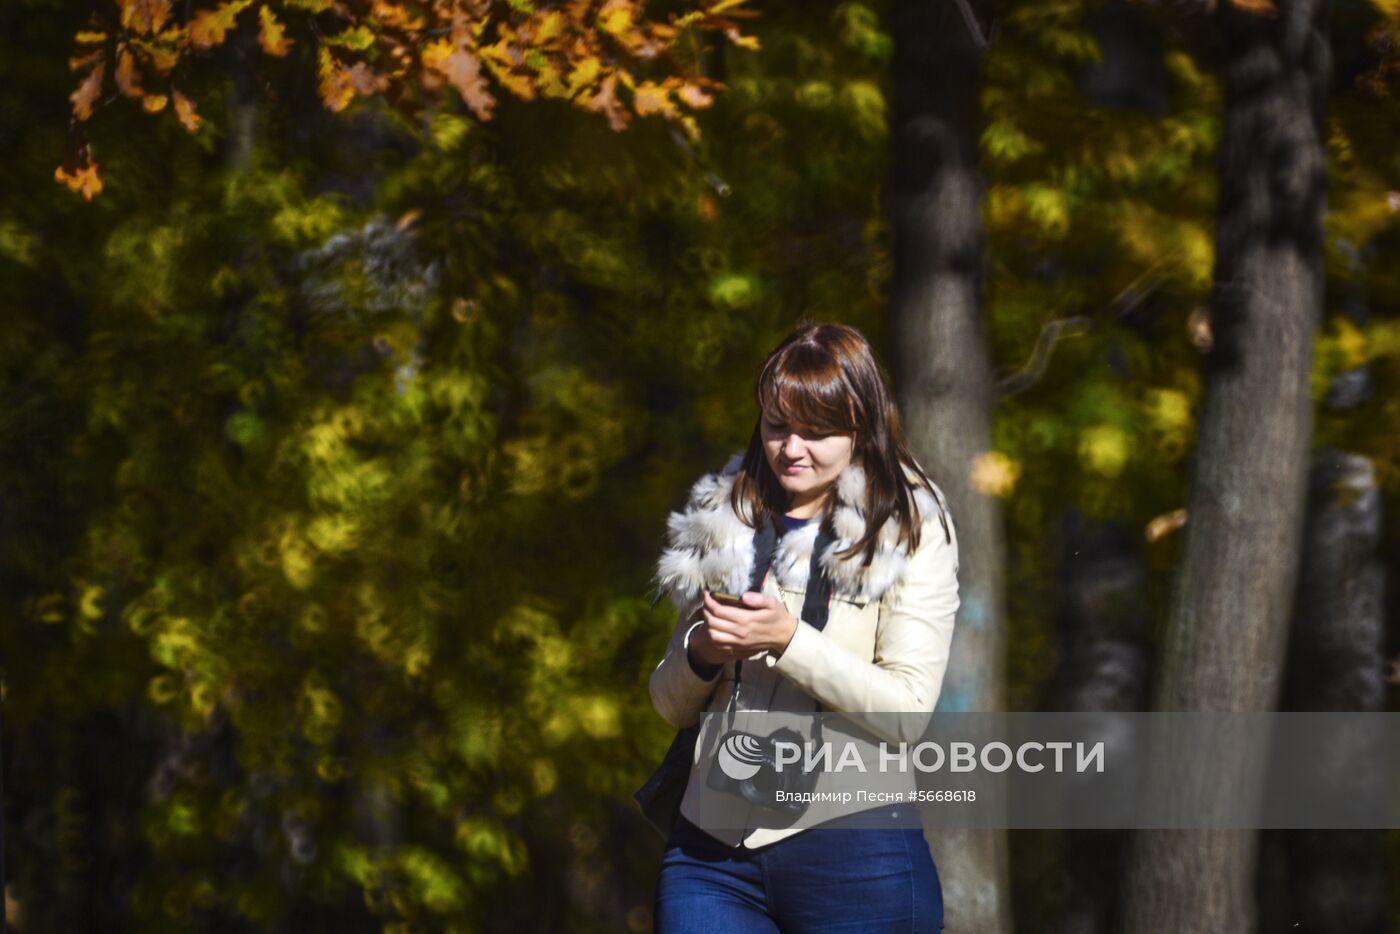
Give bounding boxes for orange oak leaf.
[70,58,105,120]
[370,0,418,30]
[54,160,104,200]
[258,7,293,56]
[142,93,169,113]
[131,36,181,75]
[115,48,145,98]
[317,49,356,112]
[119,0,173,36]
[172,88,201,132]
[579,72,628,130]
[633,81,674,117]
[677,82,713,109]
[422,39,496,119]
[69,49,103,72]
[189,0,254,50]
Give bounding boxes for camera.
[705,726,820,816]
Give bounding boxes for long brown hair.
[728,321,951,564]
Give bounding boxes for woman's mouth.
[781,463,807,475]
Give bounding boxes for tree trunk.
[1122,2,1331,932]
[887,0,1011,930]
[1258,450,1389,933]
[1051,513,1150,934]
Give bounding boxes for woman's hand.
[697,590,800,661]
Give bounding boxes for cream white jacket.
[647,452,961,847]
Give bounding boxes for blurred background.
[2,0,1399,930]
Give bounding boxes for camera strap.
[726,514,838,739]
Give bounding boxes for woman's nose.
[783,434,805,458]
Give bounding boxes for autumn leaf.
[632,80,674,117]
[131,36,181,75]
[70,58,105,120]
[1145,509,1188,543]
[189,0,254,50]
[318,48,357,112]
[422,39,496,120]
[597,0,636,36]
[325,26,376,51]
[565,56,601,94]
[115,48,145,98]
[259,7,293,57]
[370,0,418,30]
[54,160,104,200]
[676,82,713,109]
[59,0,755,195]
[119,0,173,36]
[172,88,201,132]
[579,72,627,130]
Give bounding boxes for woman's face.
[759,407,855,517]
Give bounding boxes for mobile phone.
[709,591,749,608]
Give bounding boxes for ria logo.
[716,731,768,780]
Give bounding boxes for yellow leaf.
[535,10,565,42]
[325,25,375,51]
[132,37,181,74]
[633,80,674,117]
[188,0,254,50]
[259,6,293,56]
[142,93,168,112]
[565,56,601,94]
[119,0,173,35]
[597,0,635,35]
[317,48,356,112]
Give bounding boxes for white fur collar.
[653,451,945,614]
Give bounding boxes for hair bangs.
[757,346,857,435]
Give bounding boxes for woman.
[647,322,960,933]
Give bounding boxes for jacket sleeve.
[767,511,959,743]
[648,601,724,728]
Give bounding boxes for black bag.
[634,721,700,840]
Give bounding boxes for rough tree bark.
[1050,513,1150,934]
[1257,451,1389,933]
[1122,2,1332,932]
[887,0,1011,930]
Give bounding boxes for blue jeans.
[654,810,944,932]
